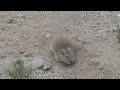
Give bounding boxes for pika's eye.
[66,56,68,59]
[61,50,64,55]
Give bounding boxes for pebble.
[84,29,88,32]
[45,34,52,39]
[117,45,120,50]
[66,29,70,31]
[25,53,33,57]
[77,36,82,41]
[17,14,23,17]
[117,14,120,17]
[31,58,45,70]
[17,14,26,19]
[0,27,5,30]
[95,34,101,37]
[0,54,6,58]
[6,19,17,24]
[19,51,24,54]
[113,27,117,30]
[43,63,51,71]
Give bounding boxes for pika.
[50,35,76,65]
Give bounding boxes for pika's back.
[50,35,76,65]
[50,35,74,52]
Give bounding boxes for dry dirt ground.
[0,11,120,79]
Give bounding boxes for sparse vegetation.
[111,63,120,78]
[103,59,120,78]
[116,23,120,43]
[113,23,120,43]
[5,60,32,79]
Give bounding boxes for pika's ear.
[61,49,64,51]
[60,49,64,54]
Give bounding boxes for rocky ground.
[0,11,120,79]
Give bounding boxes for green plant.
[5,60,32,79]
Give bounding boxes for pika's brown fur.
[50,35,76,65]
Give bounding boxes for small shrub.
[5,60,32,79]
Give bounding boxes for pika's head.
[59,48,75,65]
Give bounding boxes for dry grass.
[103,59,120,78]
[5,60,32,79]
[113,23,120,43]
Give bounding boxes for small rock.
[17,14,23,17]
[84,29,88,32]
[77,36,81,41]
[6,19,17,24]
[31,58,45,70]
[19,51,24,54]
[113,27,117,30]
[17,14,26,19]
[117,14,120,17]
[43,63,51,71]
[0,27,5,30]
[45,34,52,39]
[25,53,33,57]
[92,25,97,28]
[95,34,101,37]
[117,45,120,50]
[0,54,6,58]
[66,29,70,31]
[76,22,80,25]
[99,67,104,70]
